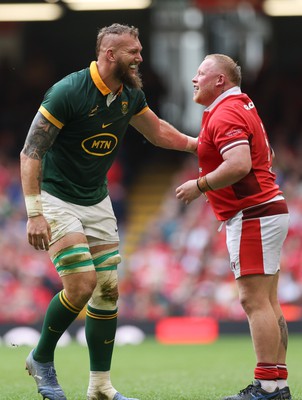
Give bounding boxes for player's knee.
[89,277,119,310]
[102,279,119,302]
[100,280,119,307]
[64,271,97,307]
[89,248,121,310]
[239,296,249,313]
[77,273,97,301]
[239,294,257,316]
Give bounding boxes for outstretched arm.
[130,108,198,153]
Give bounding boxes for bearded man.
[20,23,197,400]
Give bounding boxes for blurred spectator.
[107,159,127,228]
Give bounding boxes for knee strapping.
[88,270,119,310]
[89,247,121,310]
[51,243,94,277]
[92,246,122,272]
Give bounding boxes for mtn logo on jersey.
[81,133,118,156]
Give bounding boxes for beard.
[114,59,143,89]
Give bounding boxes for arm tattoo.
[22,112,60,160]
[278,315,288,350]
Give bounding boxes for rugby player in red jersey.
[176,54,291,400]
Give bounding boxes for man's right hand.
[27,215,52,251]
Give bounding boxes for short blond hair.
[205,54,242,86]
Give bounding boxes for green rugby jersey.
[39,61,148,206]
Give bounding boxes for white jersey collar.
[205,86,242,111]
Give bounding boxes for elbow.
[20,149,29,164]
[20,149,25,161]
[20,150,34,167]
[242,165,252,178]
[236,161,252,180]
[144,133,163,148]
[150,137,161,148]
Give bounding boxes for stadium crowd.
[1,54,302,324]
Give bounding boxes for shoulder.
[48,67,90,96]
[41,67,91,123]
[121,86,148,115]
[222,93,255,112]
[212,94,253,122]
[207,96,251,142]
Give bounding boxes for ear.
[217,74,225,87]
[106,48,115,62]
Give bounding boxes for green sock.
[85,305,118,371]
[34,290,81,362]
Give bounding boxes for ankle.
[277,379,288,389]
[258,379,278,392]
[88,371,116,398]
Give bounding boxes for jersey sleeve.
[133,89,149,116]
[39,77,77,128]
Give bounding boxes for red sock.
[254,363,279,380]
[277,364,288,380]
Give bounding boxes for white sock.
[88,371,117,399]
[277,379,288,389]
[259,379,278,392]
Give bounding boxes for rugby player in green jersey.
[20,23,197,400]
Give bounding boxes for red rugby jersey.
[197,87,282,221]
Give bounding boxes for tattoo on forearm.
[278,315,288,350]
[22,113,59,160]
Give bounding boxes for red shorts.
[226,198,289,279]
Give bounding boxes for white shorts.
[226,198,289,279]
[41,190,119,246]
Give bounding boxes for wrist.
[24,194,43,218]
[186,136,197,153]
[196,176,213,193]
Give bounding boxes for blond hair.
[205,54,242,86]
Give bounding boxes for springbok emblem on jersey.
[121,101,128,115]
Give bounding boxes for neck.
[96,60,121,94]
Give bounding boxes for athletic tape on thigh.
[51,243,95,276]
[92,246,121,271]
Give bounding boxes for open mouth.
[130,63,138,71]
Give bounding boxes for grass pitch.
[1,334,301,399]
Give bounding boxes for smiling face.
[112,34,143,89]
[192,58,225,107]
